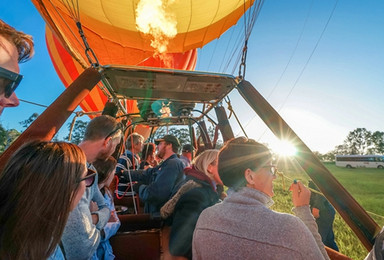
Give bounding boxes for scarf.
[160,167,215,219]
[184,166,216,191]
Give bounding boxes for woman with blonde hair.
[0,141,94,259]
[161,149,222,260]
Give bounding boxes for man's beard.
[97,145,114,160]
[157,146,166,159]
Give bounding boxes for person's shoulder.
[118,150,132,158]
[272,210,313,232]
[180,186,207,201]
[273,208,299,220]
[126,151,134,159]
[167,154,184,165]
[194,202,223,228]
[168,153,180,160]
[199,200,222,216]
[184,186,218,207]
[117,154,128,163]
[179,155,189,162]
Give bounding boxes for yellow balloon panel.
[79,0,247,32]
[32,0,254,54]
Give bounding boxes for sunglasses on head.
[0,67,23,98]
[79,168,97,187]
[105,123,123,140]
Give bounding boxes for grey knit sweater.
[365,227,384,260]
[61,172,110,260]
[192,187,330,260]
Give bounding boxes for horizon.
[0,0,383,154]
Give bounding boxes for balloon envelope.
[33,0,254,68]
[46,26,197,114]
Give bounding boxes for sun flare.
[271,140,297,157]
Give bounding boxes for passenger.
[365,229,384,259]
[161,149,222,260]
[127,135,184,214]
[91,156,121,260]
[180,144,195,168]
[0,19,34,115]
[116,133,144,195]
[116,132,144,171]
[309,180,339,251]
[0,141,91,259]
[140,142,157,169]
[192,137,330,260]
[62,115,122,260]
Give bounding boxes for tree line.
[316,128,384,161]
[0,113,87,153]
[1,113,383,162]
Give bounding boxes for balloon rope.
[76,22,100,68]
[47,0,84,48]
[224,96,248,138]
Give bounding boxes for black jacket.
[169,169,219,259]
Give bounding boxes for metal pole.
[197,120,213,150]
[0,68,101,172]
[214,105,234,142]
[237,80,380,250]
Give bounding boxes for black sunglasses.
[79,168,97,187]
[105,123,123,140]
[0,67,23,98]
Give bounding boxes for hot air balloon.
[34,0,256,64]
[0,2,378,259]
[34,0,256,117]
[45,26,197,114]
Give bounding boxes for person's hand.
[89,201,99,212]
[151,160,158,167]
[144,165,152,170]
[312,207,320,218]
[109,210,118,222]
[289,180,311,207]
[91,213,99,225]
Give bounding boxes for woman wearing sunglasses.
[193,137,329,260]
[0,140,93,259]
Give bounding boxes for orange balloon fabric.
[45,26,197,114]
[33,0,254,68]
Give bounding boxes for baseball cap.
[155,135,181,148]
[182,144,195,152]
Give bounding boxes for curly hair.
[0,19,34,63]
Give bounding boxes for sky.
[1,0,383,153]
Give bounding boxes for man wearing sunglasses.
[62,115,123,259]
[0,20,34,116]
[125,134,185,215]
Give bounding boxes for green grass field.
[270,161,384,260]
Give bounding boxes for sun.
[270,140,297,157]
